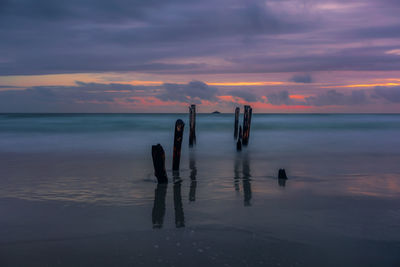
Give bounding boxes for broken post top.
[278,169,288,180]
[152,144,168,184]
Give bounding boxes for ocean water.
[0,113,399,266]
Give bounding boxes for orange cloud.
[322,82,400,88]
[289,94,306,100]
[207,81,285,86]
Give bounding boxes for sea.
[0,113,399,266]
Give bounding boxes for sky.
[1,0,400,113]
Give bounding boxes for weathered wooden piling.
[242,105,253,146]
[189,104,196,147]
[234,107,240,139]
[151,144,168,183]
[172,119,185,171]
[278,169,288,179]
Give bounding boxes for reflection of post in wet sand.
[189,151,197,202]
[242,154,252,206]
[151,172,185,229]
[152,183,167,229]
[233,154,240,192]
[173,172,185,228]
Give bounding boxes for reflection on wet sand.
[189,151,197,202]
[173,172,185,228]
[152,183,167,229]
[233,152,252,206]
[278,178,286,187]
[151,172,185,229]
[242,154,252,206]
[233,154,240,192]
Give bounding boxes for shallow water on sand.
[0,114,399,266]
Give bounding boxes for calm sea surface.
[0,113,399,266]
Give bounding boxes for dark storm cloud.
[0,81,150,112]
[0,80,222,111]
[372,86,400,103]
[157,81,219,104]
[305,90,368,106]
[265,90,369,106]
[289,74,313,83]
[1,0,400,76]
[0,0,310,75]
[228,90,258,102]
[266,91,296,105]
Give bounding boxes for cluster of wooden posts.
[234,105,252,151]
[151,104,287,183]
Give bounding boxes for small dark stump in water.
[278,169,288,179]
[152,144,168,183]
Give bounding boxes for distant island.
[211,111,221,114]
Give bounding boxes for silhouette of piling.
[234,107,240,139]
[189,104,196,147]
[152,144,168,183]
[278,169,288,179]
[172,119,185,171]
[242,105,252,146]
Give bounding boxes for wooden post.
[189,104,196,147]
[234,107,239,139]
[242,105,253,146]
[278,169,288,179]
[152,144,168,183]
[172,119,185,171]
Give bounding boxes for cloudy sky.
[1,0,400,112]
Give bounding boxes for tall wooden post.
[189,104,196,147]
[152,144,168,183]
[234,107,239,139]
[172,119,185,171]
[242,105,253,146]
